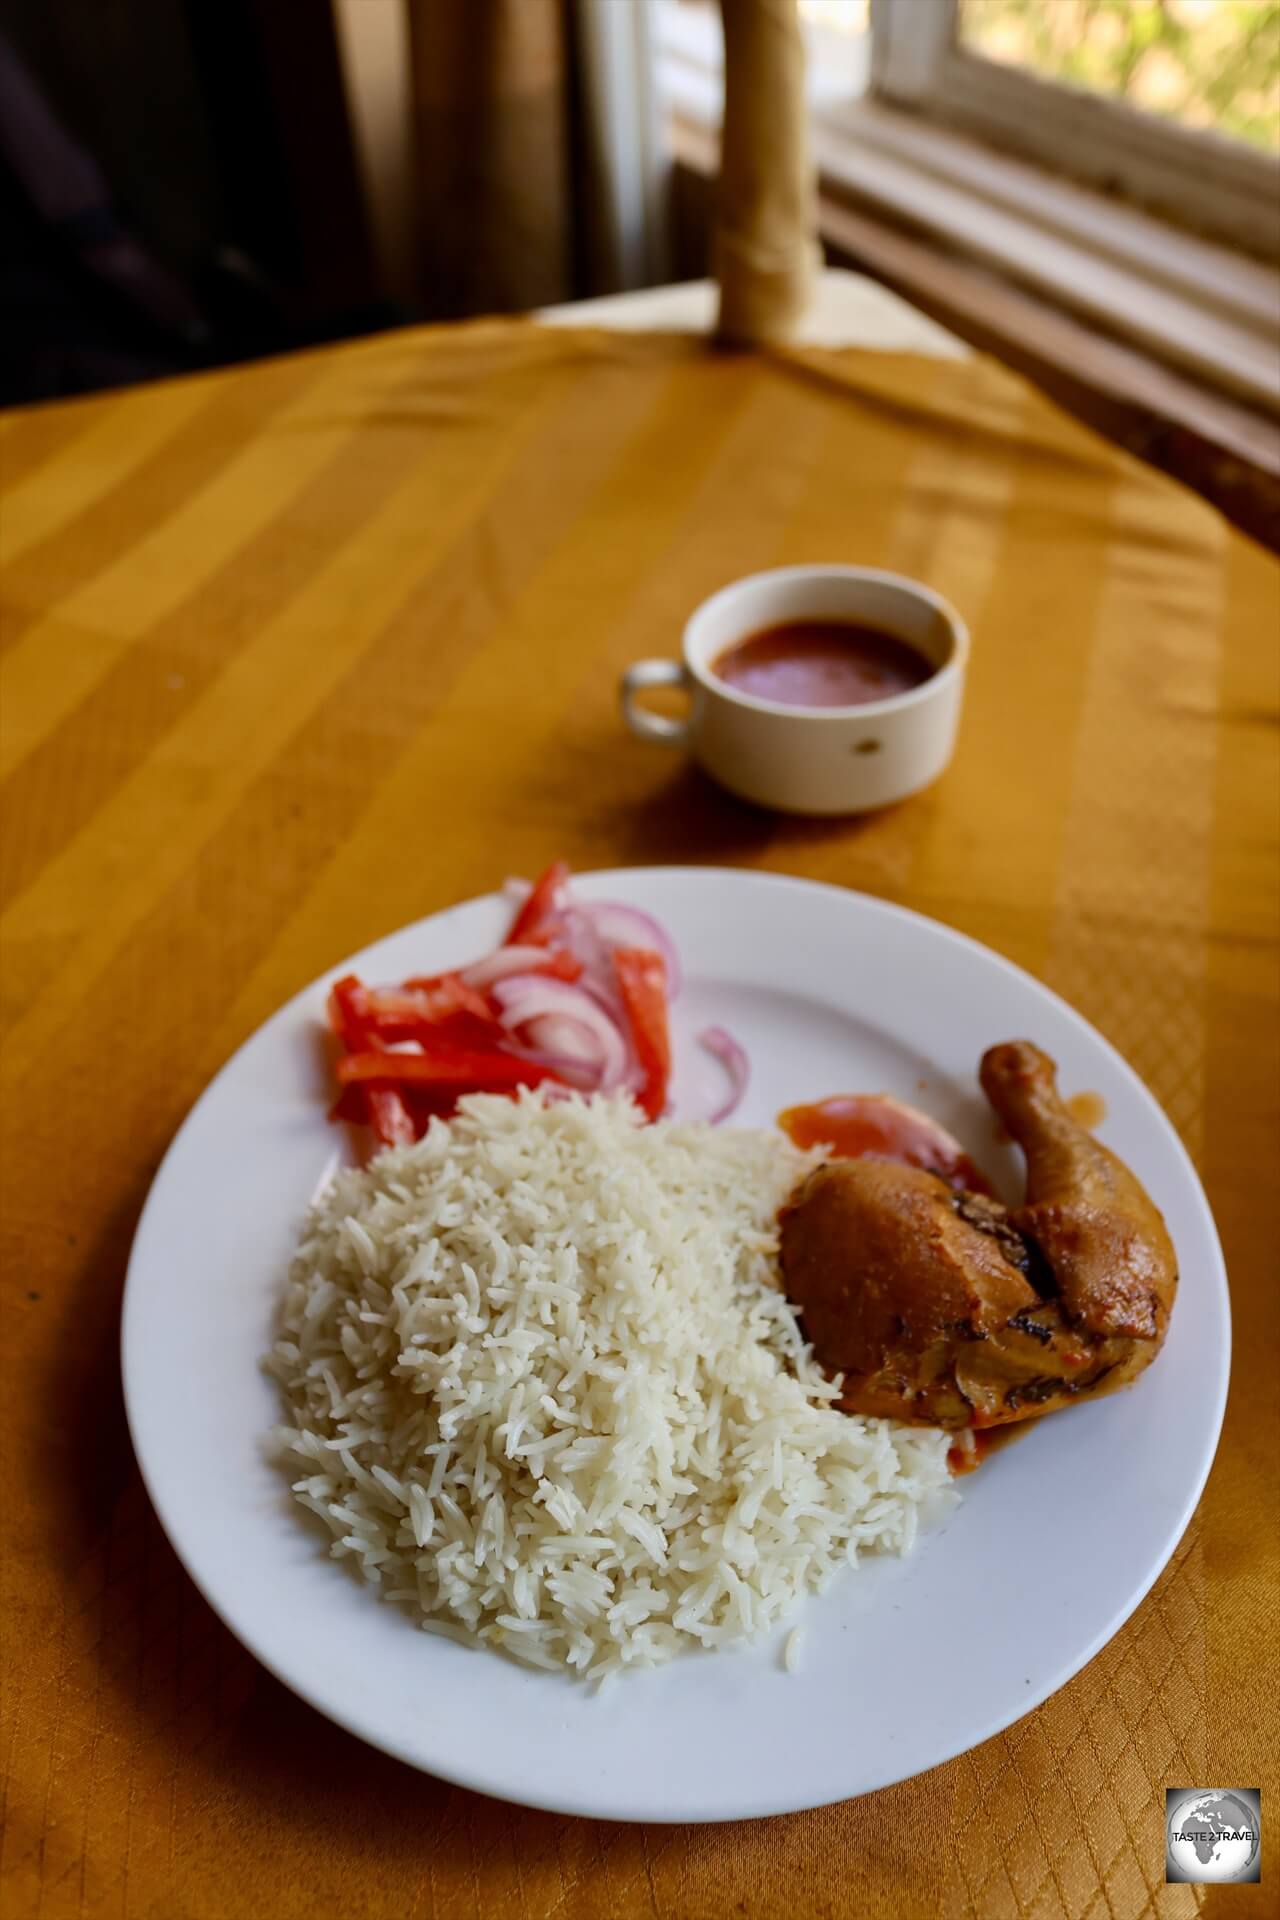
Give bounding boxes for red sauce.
[1067,1090,1107,1130]
[778,1093,994,1196]
[710,619,934,709]
[947,1426,1028,1475]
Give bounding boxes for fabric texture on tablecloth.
[1,320,1276,1920]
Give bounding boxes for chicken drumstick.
[778,1041,1177,1430]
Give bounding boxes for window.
[657,0,1278,254]
[871,0,1280,253]
[959,0,1279,153]
[653,0,1279,414]
[655,0,869,121]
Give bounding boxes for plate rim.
[121,867,1231,1821]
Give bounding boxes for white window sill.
[537,266,971,358]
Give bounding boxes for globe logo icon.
[1166,1790,1261,1883]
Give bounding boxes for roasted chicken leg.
[778,1041,1177,1430]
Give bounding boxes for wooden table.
[3,281,1276,1919]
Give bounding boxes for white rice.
[266,1089,952,1683]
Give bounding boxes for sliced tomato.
[328,1082,368,1125]
[327,974,369,1044]
[365,1088,416,1145]
[349,978,501,1047]
[612,947,671,1121]
[324,863,664,1153]
[466,945,583,985]
[395,974,495,1012]
[401,1087,471,1129]
[507,860,570,946]
[538,947,583,981]
[326,975,415,1145]
[328,1083,418,1142]
[336,1049,562,1091]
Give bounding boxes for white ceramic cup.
[620,565,969,815]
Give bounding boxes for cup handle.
[620,659,695,747]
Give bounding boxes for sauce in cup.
[710,620,934,709]
[618,564,969,814]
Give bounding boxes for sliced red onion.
[537,1081,580,1106]
[698,1025,749,1124]
[517,1017,606,1089]
[578,901,682,998]
[487,1040,605,1091]
[502,877,532,905]
[461,944,561,990]
[491,976,630,1091]
[523,1012,599,1062]
[550,907,624,1015]
[514,1047,598,1077]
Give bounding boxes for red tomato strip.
[612,947,671,1121]
[343,978,501,1048]
[337,1050,562,1090]
[507,860,570,945]
[324,866,686,1152]
[326,975,415,1146]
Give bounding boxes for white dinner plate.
[122,869,1228,1823]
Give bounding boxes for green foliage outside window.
[960,0,1280,152]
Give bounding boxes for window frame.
[653,0,869,115]
[869,0,1280,258]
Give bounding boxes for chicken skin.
[778,1041,1177,1431]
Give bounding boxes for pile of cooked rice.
[266,1089,951,1682]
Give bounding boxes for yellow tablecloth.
[2,322,1276,1919]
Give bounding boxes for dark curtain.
[408,0,575,318]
